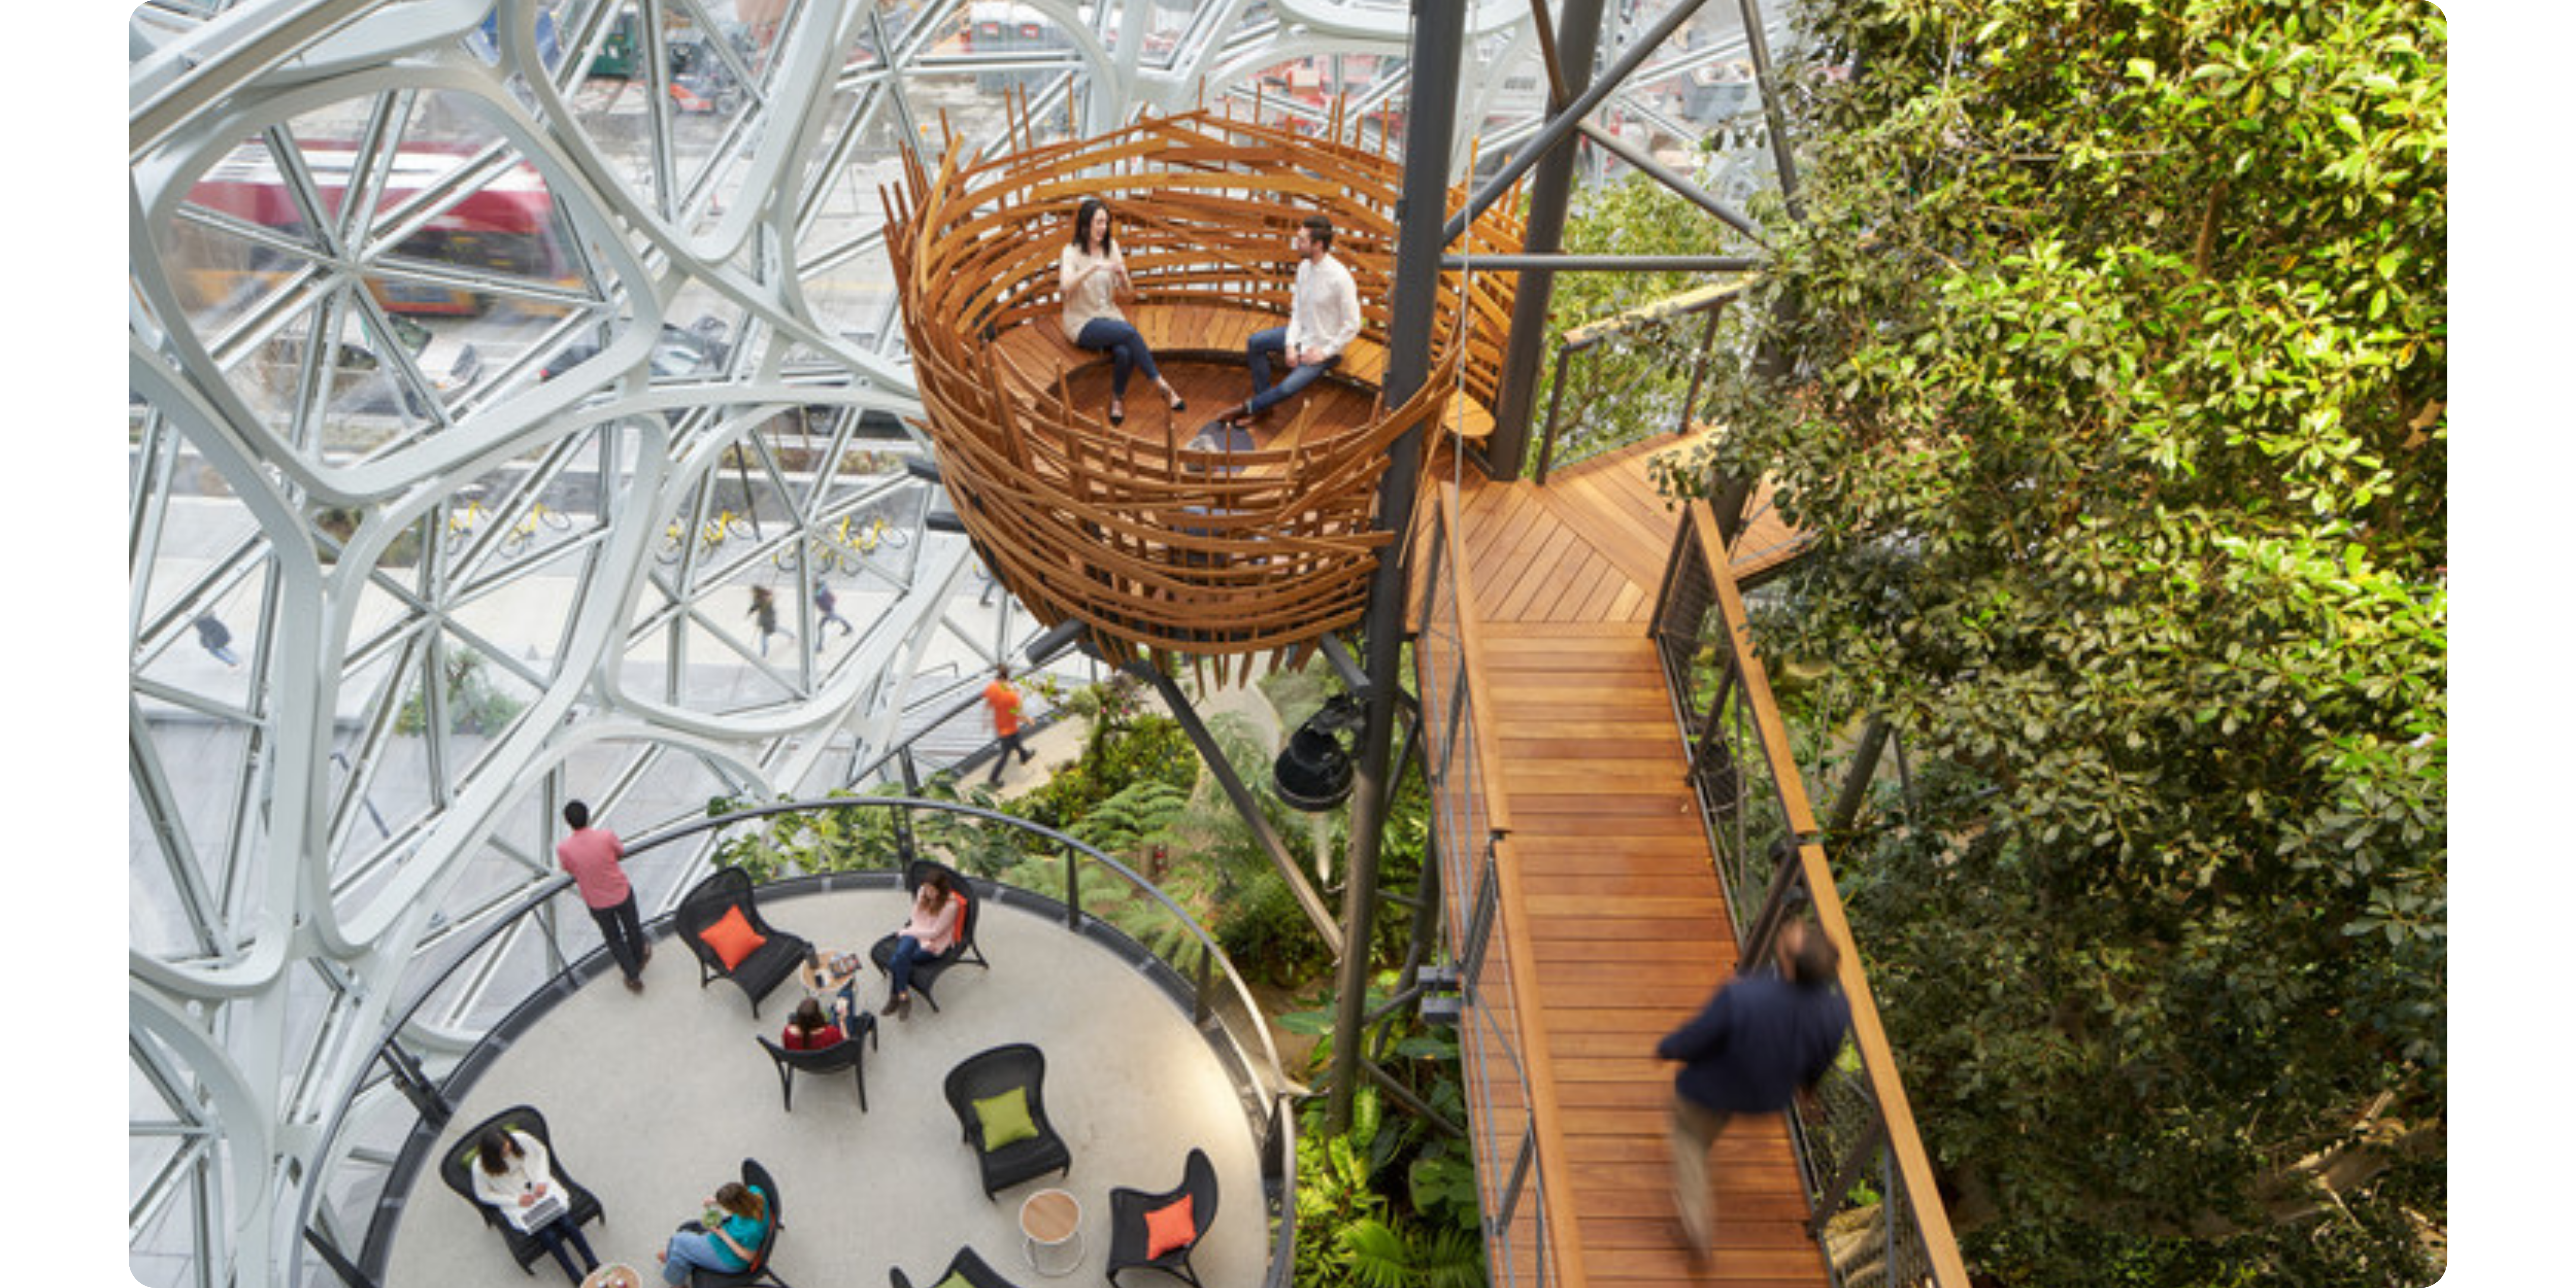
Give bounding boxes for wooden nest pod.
[884,105,1521,674]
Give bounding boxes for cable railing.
[1649,496,1972,1288]
[1531,280,1745,483]
[1413,483,1562,1286]
[293,795,1301,1288]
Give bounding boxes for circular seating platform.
[886,107,1523,668]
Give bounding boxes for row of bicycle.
[443,498,910,572]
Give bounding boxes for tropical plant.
[1283,969,1489,1287]
[393,646,524,734]
[1633,1,2446,1282]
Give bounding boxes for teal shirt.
[715,1187,767,1266]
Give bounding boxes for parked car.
[250,315,476,419]
[542,318,730,382]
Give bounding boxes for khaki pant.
[1668,1094,1735,1258]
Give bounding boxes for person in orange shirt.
[983,664,1035,786]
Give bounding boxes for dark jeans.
[1245,325,1338,414]
[531,1214,599,1284]
[986,730,1032,784]
[889,934,940,999]
[1076,318,1163,396]
[588,893,647,983]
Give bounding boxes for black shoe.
[1109,400,1125,426]
[624,976,644,994]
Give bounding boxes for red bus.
[179,142,573,317]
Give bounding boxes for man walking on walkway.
[1655,918,1850,1261]
[983,664,1036,787]
[558,799,651,993]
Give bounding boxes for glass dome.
[124,3,1789,1284]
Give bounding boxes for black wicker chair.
[941,1042,1071,1200]
[437,1104,607,1277]
[757,1011,879,1112]
[690,1157,789,1288]
[1106,1147,1218,1288]
[676,866,812,1018]
[869,860,988,1012]
[888,1245,1021,1288]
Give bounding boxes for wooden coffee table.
[1018,1187,1083,1277]
[580,1263,641,1288]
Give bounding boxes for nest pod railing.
[885,106,1520,674]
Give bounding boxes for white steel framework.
[124,2,1785,1285]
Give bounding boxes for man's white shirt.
[1287,252,1363,360]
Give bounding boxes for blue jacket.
[1656,970,1850,1114]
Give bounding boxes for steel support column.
[1481,0,1608,480]
[1327,0,1464,1136]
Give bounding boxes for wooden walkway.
[1441,432,1828,1287]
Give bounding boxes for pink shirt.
[556,827,630,909]
[903,893,963,956]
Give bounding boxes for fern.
[1339,1220,1414,1288]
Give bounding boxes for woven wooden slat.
[888,106,1522,667]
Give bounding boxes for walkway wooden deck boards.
[1444,433,1829,1287]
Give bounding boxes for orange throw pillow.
[1144,1194,1196,1259]
[702,906,767,971]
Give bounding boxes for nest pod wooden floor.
[885,106,1522,673]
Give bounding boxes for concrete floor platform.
[381,881,1280,1288]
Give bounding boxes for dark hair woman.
[659,1180,770,1285]
[471,1126,600,1284]
[882,869,963,1020]
[1061,197,1185,425]
[782,995,846,1050]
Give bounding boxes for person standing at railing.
[1655,918,1850,1263]
[558,799,651,994]
[1219,213,1361,429]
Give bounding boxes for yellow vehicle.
[499,502,574,558]
[658,509,755,565]
[773,514,908,573]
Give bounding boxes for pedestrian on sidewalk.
[813,580,854,649]
[748,585,788,657]
[195,612,240,667]
[1655,918,1850,1262]
[558,799,651,993]
[983,664,1036,787]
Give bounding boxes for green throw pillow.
[972,1087,1037,1151]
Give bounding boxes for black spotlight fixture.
[1274,692,1367,811]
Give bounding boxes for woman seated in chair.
[883,870,961,1020]
[470,1126,601,1284]
[780,996,845,1051]
[657,1180,769,1285]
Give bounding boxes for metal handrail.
[1414,483,1576,1286]
[1531,280,1746,483]
[1650,496,1972,1288]
[293,795,1297,1288]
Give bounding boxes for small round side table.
[1019,1187,1083,1278]
[580,1263,641,1288]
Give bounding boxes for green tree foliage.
[1651,0,2445,1281]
